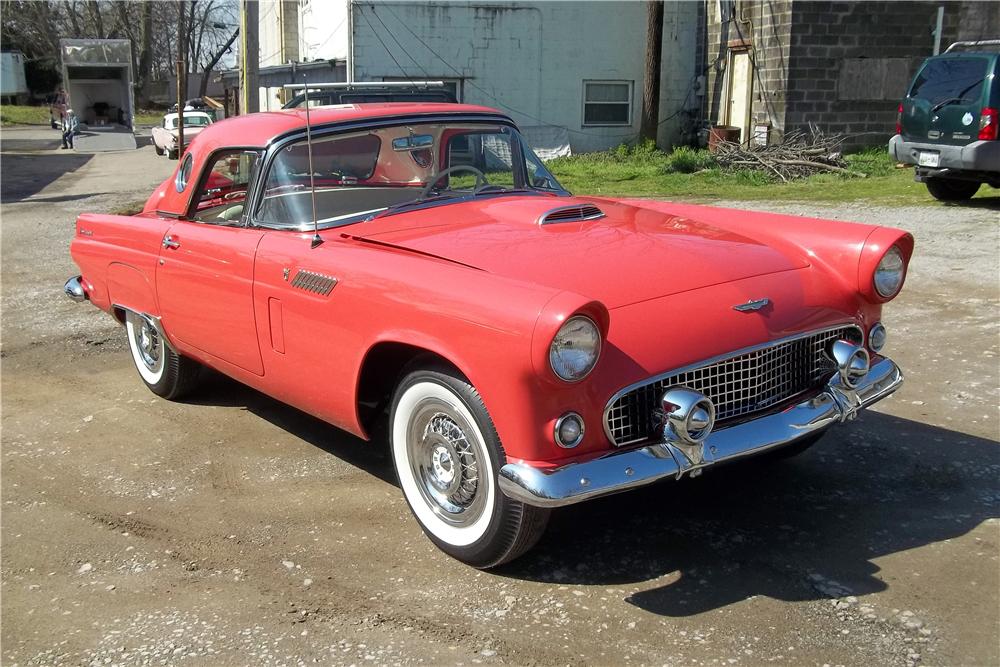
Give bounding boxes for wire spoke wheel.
[391,368,550,568]
[130,313,163,374]
[407,399,486,528]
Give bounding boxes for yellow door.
[727,51,753,143]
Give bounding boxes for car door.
[155,149,266,375]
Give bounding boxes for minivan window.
[909,57,989,106]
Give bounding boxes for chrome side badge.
[733,297,770,312]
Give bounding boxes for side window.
[191,150,261,223]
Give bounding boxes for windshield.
[909,56,989,106]
[166,114,211,129]
[256,121,564,229]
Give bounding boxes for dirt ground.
[2,125,998,667]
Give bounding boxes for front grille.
[604,326,861,447]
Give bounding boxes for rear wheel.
[390,366,549,568]
[124,311,201,399]
[154,143,164,156]
[926,177,980,201]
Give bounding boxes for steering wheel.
[420,165,487,199]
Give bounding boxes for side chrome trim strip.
[600,323,864,446]
[112,305,177,353]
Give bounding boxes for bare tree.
[1,0,237,102]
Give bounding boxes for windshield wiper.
[930,78,985,112]
[472,186,534,196]
[368,193,461,220]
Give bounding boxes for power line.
[365,4,430,79]
[356,5,416,85]
[374,2,642,140]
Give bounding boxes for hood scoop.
[537,203,605,225]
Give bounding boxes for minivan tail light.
[896,103,903,136]
[979,107,998,141]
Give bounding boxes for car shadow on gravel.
[498,412,999,617]
[941,196,1000,209]
[183,369,397,485]
[1,152,94,203]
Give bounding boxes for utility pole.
[640,0,664,145]
[176,59,185,155]
[240,0,260,114]
[176,1,187,157]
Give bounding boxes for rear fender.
[107,262,158,317]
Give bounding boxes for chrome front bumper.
[499,357,903,508]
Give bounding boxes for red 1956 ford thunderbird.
[65,103,911,567]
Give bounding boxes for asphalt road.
[2,125,998,667]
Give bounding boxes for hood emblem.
[733,297,770,312]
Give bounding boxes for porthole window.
[175,153,193,192]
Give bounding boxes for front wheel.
[390,367,549,568]
[926,177,980,201]
[124,311,201,399]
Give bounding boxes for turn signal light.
[979,107,998,141]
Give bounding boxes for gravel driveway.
[2,126,997,666]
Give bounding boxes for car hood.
[352,196,810,309]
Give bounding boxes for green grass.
[548,143,996,206]
[1,105,51,126]
[1,104,163,127]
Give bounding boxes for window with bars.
[582,80,633,126]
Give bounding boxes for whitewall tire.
[124,311,201,400]
[390,366,549,568]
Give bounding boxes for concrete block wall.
[703,0,1000,151]
[704,0,794,139]
[783,0,970,149]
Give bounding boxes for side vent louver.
[291,269,338,296]
[537,204,606,225]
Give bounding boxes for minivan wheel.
[390,366,549,568]
[926,177,981,201]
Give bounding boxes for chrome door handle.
[162,236,180,249]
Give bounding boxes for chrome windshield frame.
[246,113,569,232]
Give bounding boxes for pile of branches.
[713,128,866,181]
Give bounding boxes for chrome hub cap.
[407,399,485,527]
[130,314,163,374]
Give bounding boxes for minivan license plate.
[918,151,940,167]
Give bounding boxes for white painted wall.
[259,1,285,67]
[349,1,699,152]
[299,0,350,61]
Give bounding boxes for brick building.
[702,0,1000,149]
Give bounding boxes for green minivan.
[889,42,1000,201]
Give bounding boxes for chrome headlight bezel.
[874,246,905,298]
[548,315,602,382]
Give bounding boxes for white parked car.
[151,112,213,159]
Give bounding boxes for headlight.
[874,246,905,298]
[549,316,601,381]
